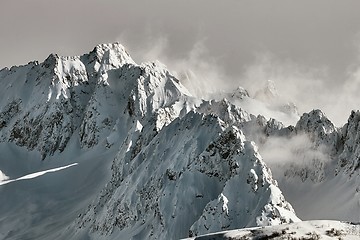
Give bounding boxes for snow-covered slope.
[182,220,360,240]
[70,113,298,239]
[0,42,359,240]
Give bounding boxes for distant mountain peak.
[254,80,279,101]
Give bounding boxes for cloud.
[234,49,360,127]
[116,30,360,127]
[238,53,330,111]
[168,40,234,98]
[259,134,331,179]
[321,33,360,126]
[117,33,233,98]
[117,30,170,64]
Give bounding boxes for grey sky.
[1,0,360,124]
[1,0,359,75]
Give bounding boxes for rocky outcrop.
[295,109,339,149]
[0,43,135,158]
[0,43,191,158]
[338,110,360,174]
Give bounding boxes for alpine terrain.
[0,43,358,240]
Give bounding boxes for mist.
[117,33,360,127]
[117,35,233,97]
[258,134,331,181]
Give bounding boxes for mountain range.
[0,42,358,239]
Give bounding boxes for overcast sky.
[1,0,360,124]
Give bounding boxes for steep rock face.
[338,110,360,174]
[195,99,286,141]
[78,58,192,149]
[261,109,359,222]
[265,109,339,183]
[196,99,252,127]
[189,138,299,237]
[0,56,85,158]
[0,43,192,158]
[242,115,286,145]
[289,109,360,178]
[295,109,339,150]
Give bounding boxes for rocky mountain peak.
[92,42,135,69]
[295,109,338,148]
[296,109,333,131]
[230,86,250,100]
[43,53,60,68]
[338,110,360,174]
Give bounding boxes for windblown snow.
[0,163,77,186]
[0,42,358,240]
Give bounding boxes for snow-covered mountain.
[0,43,358,240]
